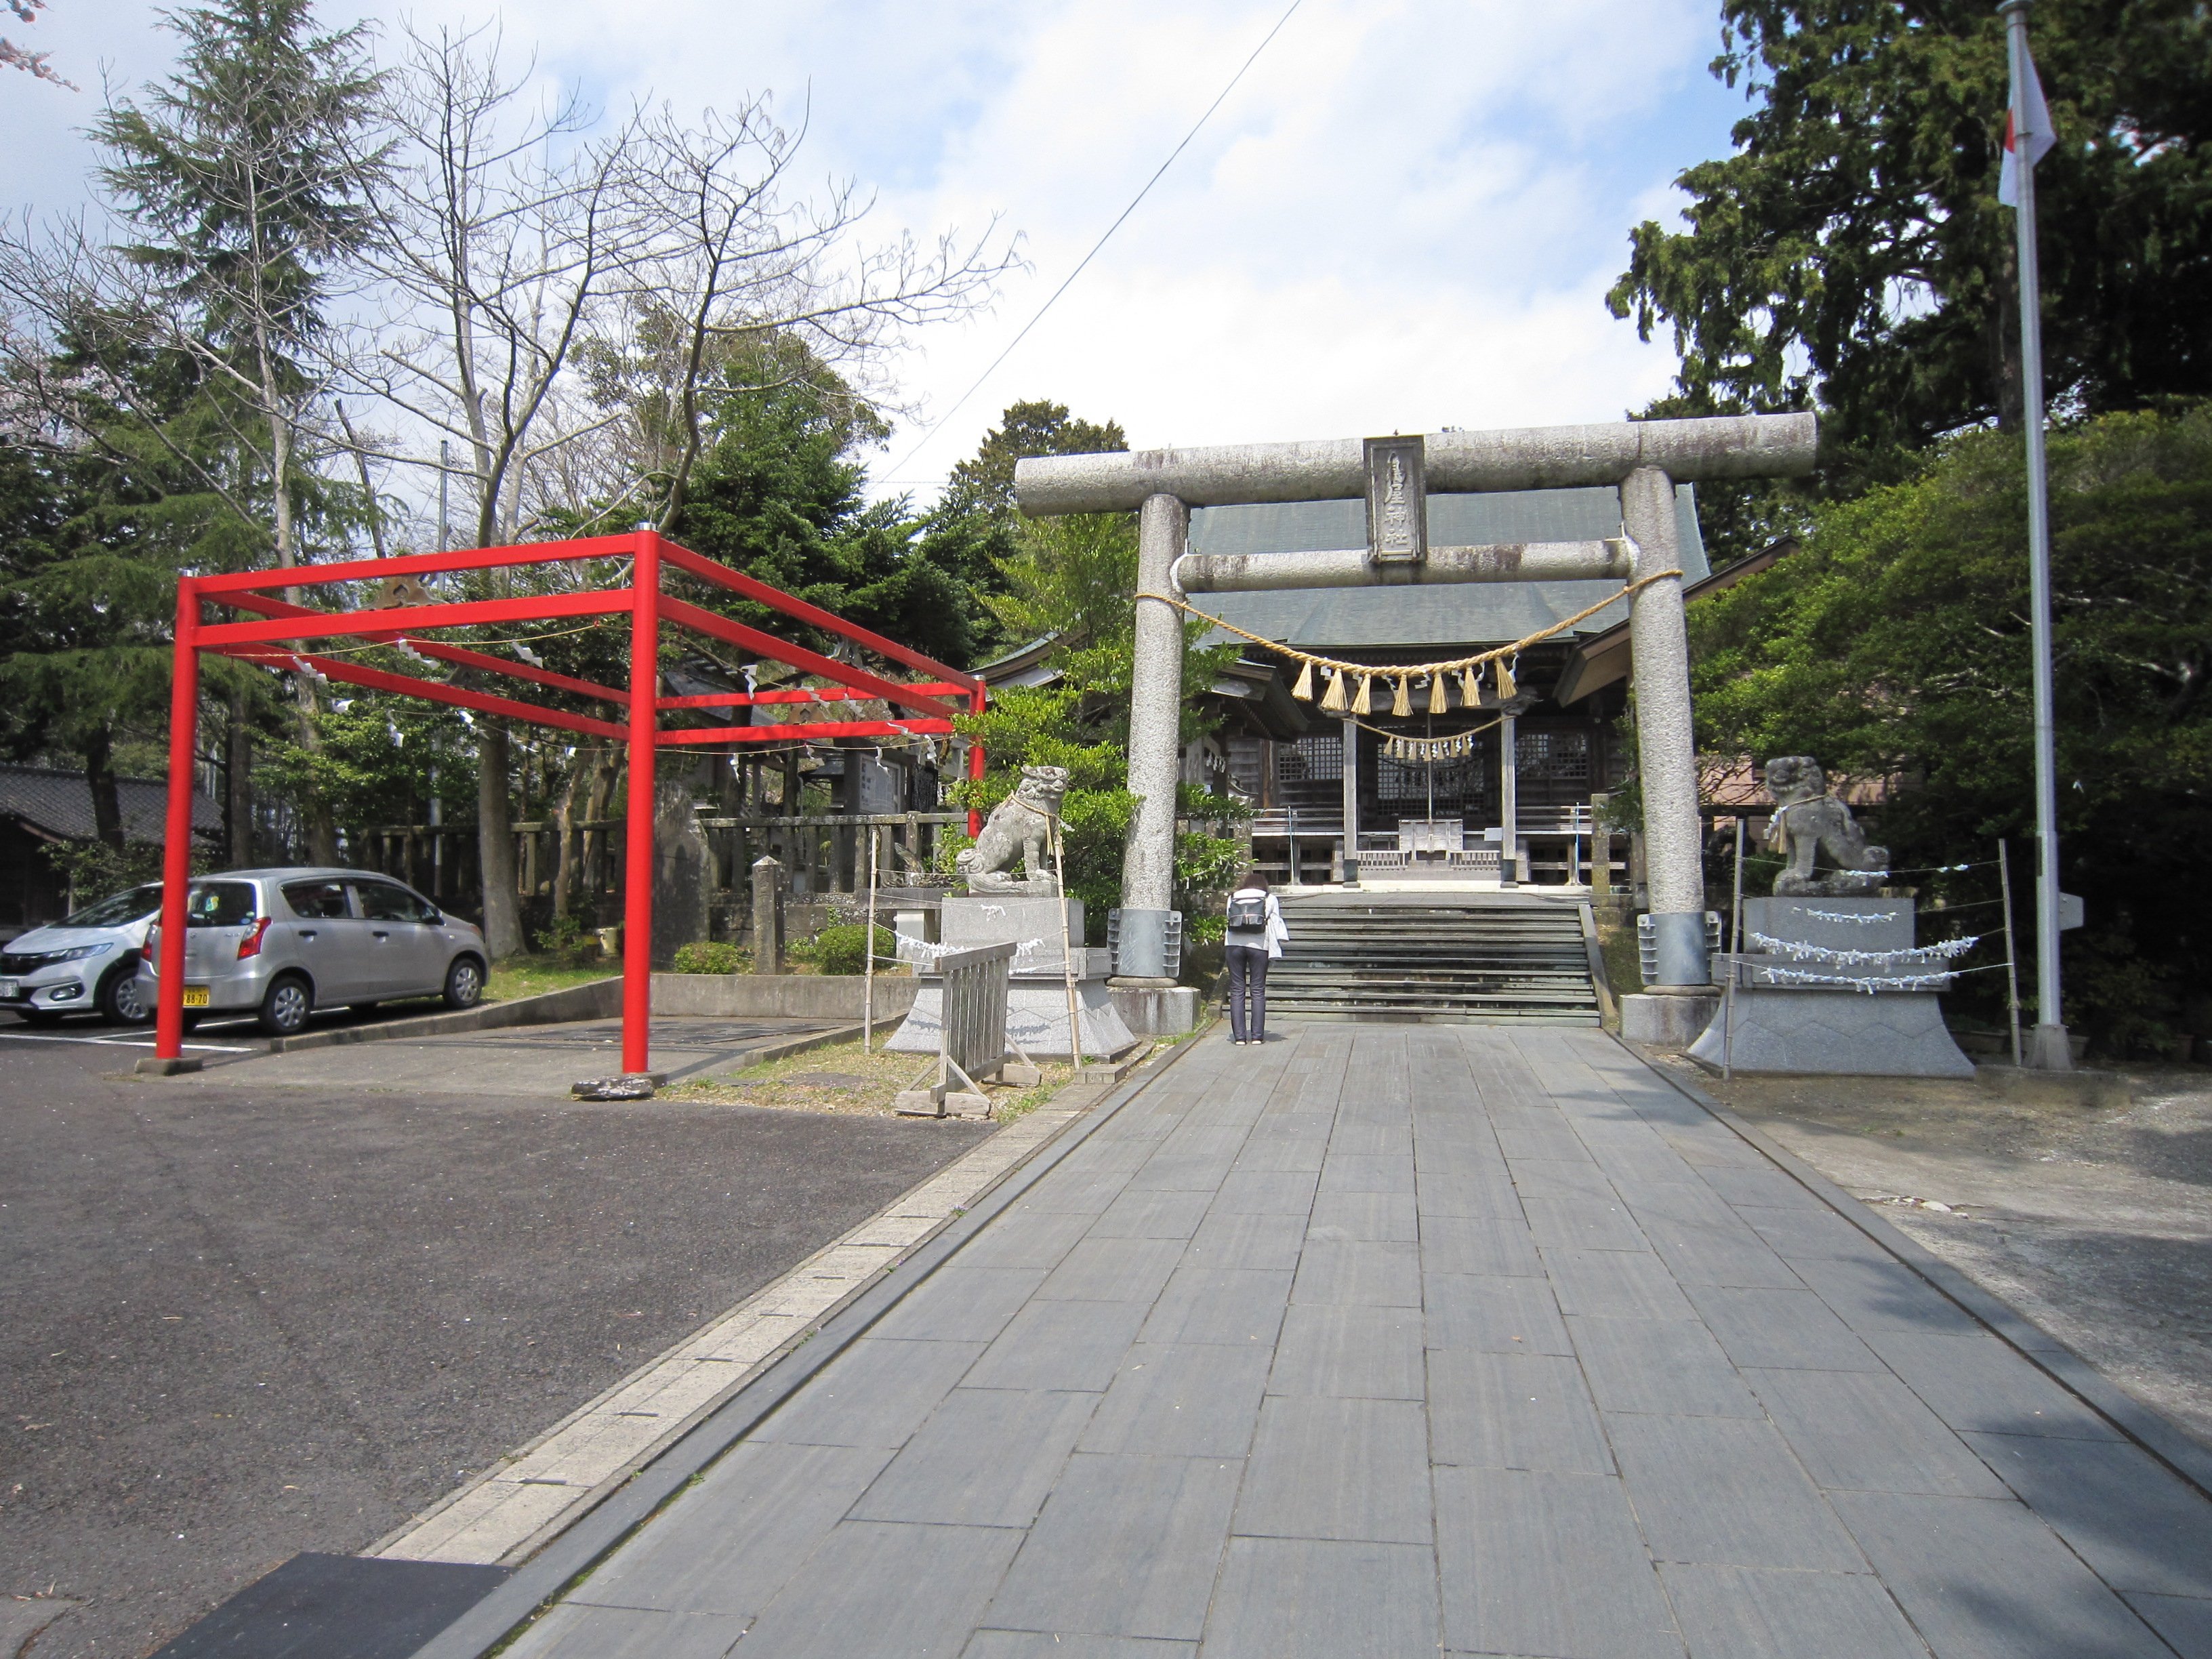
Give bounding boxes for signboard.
[1364,435,1426,565]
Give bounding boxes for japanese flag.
[1999,45,2056,209]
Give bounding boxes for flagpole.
[1999,0,2069,1070]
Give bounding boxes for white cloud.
[1,0,1742,501]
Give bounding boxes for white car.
[0,882,163,1026]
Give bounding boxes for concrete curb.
[403,1031,1212,1659]
[1617,1034,2212,1503]
[268,979,622,1054]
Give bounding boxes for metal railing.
[934,941,1015,1091]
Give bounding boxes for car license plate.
[0,978,17,999]
[182,985,210,1008]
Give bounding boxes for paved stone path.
[500,1025,2212,1659]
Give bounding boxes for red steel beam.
[193,532,644,595]
[152,578,200,1061]
[657,718,957,747]
[623,535,659,1074]
[660,542,979,692]
[657,682,966,710]
[659,596,961,723]
[213,644,628,740]
[198,588,628,649]
[218,588,631,707]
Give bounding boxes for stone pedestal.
[1621,991,1719,1048]
[1687,896,1975,1078]
[1111,984,1200,1037]
[888,895,1136,1061]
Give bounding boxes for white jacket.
[1225,888,1290,958]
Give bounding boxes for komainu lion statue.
[957,765,1069,893]
[1762,756,1889,896]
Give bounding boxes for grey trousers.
[1225,944,1269,1042]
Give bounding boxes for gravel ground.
[0,1031,989,1658]
[1656,1054,2212,1448]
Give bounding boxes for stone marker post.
[751,855,784,974]
[1115,491,1189,983]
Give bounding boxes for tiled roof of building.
[0,764,222,843]
[1186,484,1708,651]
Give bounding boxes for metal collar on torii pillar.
[1012,412,1819,991]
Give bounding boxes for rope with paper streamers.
[1748,932,1981,968]
[1378,717,1502,763]
[1136,569,1683,717]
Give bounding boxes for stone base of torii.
[1012,413,1820,1029]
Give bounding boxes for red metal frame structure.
[152,529,987,1073]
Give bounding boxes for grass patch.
[485,958,618,1003]
[665,1036,1077,1121]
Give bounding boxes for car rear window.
[185,882,258,927]
[283,880,351,920]
[353,881,438,924]
[63,884,161,928]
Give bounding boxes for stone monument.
[889,766,1136,1060]
[1689,758,1973,1077]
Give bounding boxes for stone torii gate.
[1012,412,1818,1017]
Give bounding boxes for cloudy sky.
[1,0,1745,501]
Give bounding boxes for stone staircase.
[1264,893,1603,1025]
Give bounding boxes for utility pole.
[1999,0,2069,1069]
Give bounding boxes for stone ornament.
[1762,756,1889,896]
[956,764,1069,894]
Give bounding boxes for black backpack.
[1226,892,1268,930]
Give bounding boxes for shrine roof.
[1185,484,1707,651]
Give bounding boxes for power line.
[887,0,1308,480]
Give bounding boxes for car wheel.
[443,956,485,1010]
[16,1007,62,1028]
[257,974,313,1037]
[100,968,152,1025]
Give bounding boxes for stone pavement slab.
[494,1025,2212,1659]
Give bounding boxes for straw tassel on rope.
[1320,668,1347,712]
[1391,676,1412,718]
[1353,674,1374,716]
[1427,674,1448,716]
[1291,660,1314,701]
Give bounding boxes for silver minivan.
[138,868,488,1036]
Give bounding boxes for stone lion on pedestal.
[1762,756,1889,895]
[958,765,1069,894]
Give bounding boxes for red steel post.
[153,579,201,1061]
[622,533,661,1075]
[966,683,987,836]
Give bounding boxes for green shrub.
[672,941,750,975]
[811,923,894,976]
[534,914,597,962]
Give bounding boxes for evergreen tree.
[918,399,1128,655]
[1686,404,2212,1054]
[1610,0,2212,544]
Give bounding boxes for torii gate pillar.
[1115,493,1191,983]
[1620,465,1706,985]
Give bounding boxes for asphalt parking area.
[209,1016,847,1098]
[0,1029,991,1658]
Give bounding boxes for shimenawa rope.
[1136,568,1683,717]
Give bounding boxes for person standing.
[1223,871,1288,1045]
